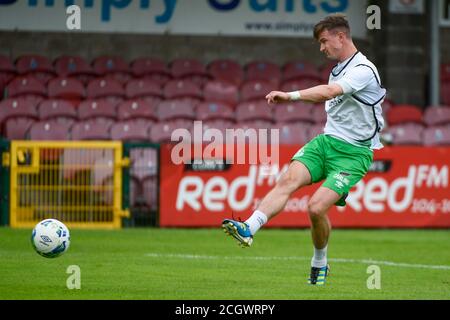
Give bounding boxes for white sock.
[311,245,328,268]
[245,210,268,235]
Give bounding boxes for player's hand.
[265,91,290,104]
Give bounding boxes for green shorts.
[291,134,373,206]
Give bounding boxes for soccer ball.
[31,219,70,258]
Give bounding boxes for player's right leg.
[222,160,312,247]
[306,186,341,285]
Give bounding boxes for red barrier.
[160,144,450,228]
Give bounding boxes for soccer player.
[222,14,386,285]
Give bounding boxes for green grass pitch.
[0,227,449,300]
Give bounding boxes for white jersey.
[324,51,386,150]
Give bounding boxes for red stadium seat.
[307,124,325,140]
[86,78,125,99]
[92,55,132,84]
[125,78,162,99]
[62,148,108,182]
[168,119,196,129]
[38,99,77,121]
[386,104,423,126]
[131,148,158,209]
[92,55,129,75]
[129,177,151,208]
[54,55,96,84]
[385,123,424,145]
[273,102,315,123]
[80,151,115,192]
[282,61,321,82]
[441,81,450,106]
[28,121,70,140]
[130,147,158,209]
[183,74,211,88]
[281,79,322,92]
[47,77,85,101]
[3,117,36,140]
[131,150,158,181]
[157,99,196,121]
[381,98,394,116]
[131,57,170,78]
[110,120,151,142]
[319,61,336,82]
[207,59,244,86]
[245,61,281,86]
[6,75,47,98]
[441,63,450,82]
[47,117,77,128]
[13,95,44,108]
[77,99,117,121]
[170,96,202,107]
[0,98,38,133]
[100,96,125,108]
[141,148,157,164]
[171,58,210,88]
[423,126,450,146]
[240,80,275,102]
[236,119,274,129]
[16,55,56,84]
[139,96,163,109]
[233,121,274,144]
[117,100,158,122]
[170,58,207,78]
[132,57,172,86]
[202,119,235,136]
[140,73,172,87]
[70,119,113,140]
[141,177,158,209]
[235,100,273,123]
[86,78,125,107]
[423,105,450,126]
[128,176,141,207]
[196,101,235,122]
[28,121,71,161]
[203,80,239,107]
[311,105,327,124]
[163,79,202,100]
[149,120,194,143]
[274,122,310,145]
[130,148,143,160]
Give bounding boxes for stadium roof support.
[430,0,440,106]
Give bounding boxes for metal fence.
[8,141,130,229]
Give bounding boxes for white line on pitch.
[144,253,450,270]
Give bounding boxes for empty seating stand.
[1,54,449,150]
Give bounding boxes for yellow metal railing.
[9,141,129,229]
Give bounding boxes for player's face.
[318,29,344,60]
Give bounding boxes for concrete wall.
[0,30,372,68]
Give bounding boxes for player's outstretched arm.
[266,83,343,104]
[265,91,290,104]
